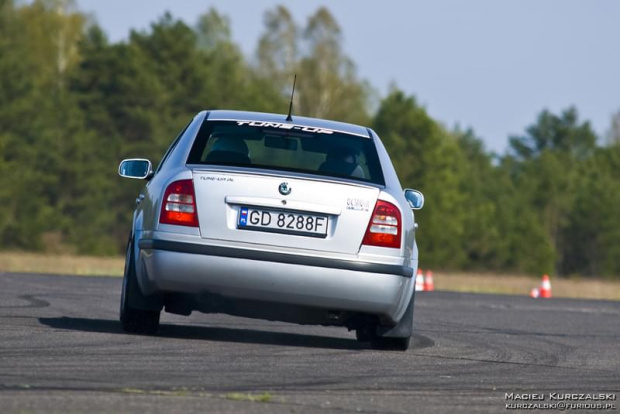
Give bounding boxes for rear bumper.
[138,239,413,323]
[140,239,413,278]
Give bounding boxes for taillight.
[362,200,402,249]
[159,179,199,227]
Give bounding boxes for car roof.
[205,110,371,138]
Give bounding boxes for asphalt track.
[0,273,618,414]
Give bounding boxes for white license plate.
[237,207,328,238]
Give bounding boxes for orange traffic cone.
[415,268,425,291]
[424,270,435,291]
[540,274,552,298]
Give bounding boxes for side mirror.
[404,189,424,210]
[118,158,153,180]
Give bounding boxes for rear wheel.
[120,237,160,335]
[356,323,411,350]
[368,291,415,351]
[355,324,374,342]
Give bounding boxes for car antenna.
[285,74,297,122]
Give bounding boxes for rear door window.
[187,120,385,185]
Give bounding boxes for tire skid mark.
[480,303,620,316]
[417,321,620,339]
[415,321,577,371]
[408,330,612,373]
[452,334,513,366]
[521,335,574,367]
[406,351,614,371]
[0,294,50,309]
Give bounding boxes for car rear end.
[137,111,416,328]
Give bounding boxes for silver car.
[118,110,424,350]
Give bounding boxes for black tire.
[355,325,374,342]
[120,237,160,335]
[368,292,415,351]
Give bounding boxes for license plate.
[238,207,328,238]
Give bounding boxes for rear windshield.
[187,120,385,185]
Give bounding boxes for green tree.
[509,107,596,161]
[296,7,370,125]
[373,89,466,268]
[0,0,89,251]
[492,157,556,274]
[607,110,620,146]
[562,146,620,276]
[507,107,598,274]
[256,5,298,89]
[195,9,285,113]
[453,129,504,269]
[69,11,287,252]
[255,6,370,124]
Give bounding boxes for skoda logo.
[279,182,292,196]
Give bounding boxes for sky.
[76,0,620,154]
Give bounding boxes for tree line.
[1,0,619,278]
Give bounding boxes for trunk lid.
[192,169,379,255]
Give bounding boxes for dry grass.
[0,252,124,277]
[431,271,620,301]
[0,252,618,300]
